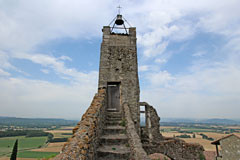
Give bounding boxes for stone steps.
[105,120,121,125]
[106,117,123,121]
[103,125,126,134]
[97,110,130,160]
[97,144,130,160]
[106,114,122,118]
[106,111,122,115]
[100,134,128,145]
[106,108,118,112]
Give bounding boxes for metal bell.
[115,14,124,25]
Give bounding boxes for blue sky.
[0,0,240,120]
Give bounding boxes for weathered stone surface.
[217,134,240,160]
[54,88,107,160]
[140,102,164,143]
[123,103,151,160]
[143,138,204,160]
[98,27,140,132]
[96,109,131,160]
[148,153,171,160]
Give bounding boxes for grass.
[0,136,47,156]
[120,119,126,127]
[17,151,59,158]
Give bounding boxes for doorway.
[107,82,120,111]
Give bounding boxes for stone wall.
[218,135,240,160]
[98,26,140,132]
[140,102,163,143]
[54,88,106,160]
[139,102,204,160]
[143,138,204,160]
[123,103,150,160]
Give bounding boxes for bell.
[115,14,124,25]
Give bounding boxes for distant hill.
[161,118,240,125]
[200,118,240,125]
[0,116,78,128]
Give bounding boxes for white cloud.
[155,58,167,64]
[192,51,206,57]
[0,68,10,76]
[12,52,99,83]
[141,61,240,119]
[0,52,16,70]
[0,77,97,119]
[139,65,149,72]
[58,56,72,61]
[0,0,115,52]
[41,69,49,74]
[130,0,240,58]
[147,70,175,87]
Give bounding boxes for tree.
[193,134,196,138]
[10,139,18,160]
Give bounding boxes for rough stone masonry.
[54,14,204,160]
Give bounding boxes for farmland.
[1,116,240,159]
[0,136,47,156]
[0,117,76,159]
[0,127,73,159]
[160,123,240,151]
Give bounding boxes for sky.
[0,0,240,120]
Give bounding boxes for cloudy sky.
[0,0,240,120]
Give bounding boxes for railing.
[123,102,151,160]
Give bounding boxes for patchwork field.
[161,125,240,152]
[0,136,47,156]
[0,127,74,159]
[31,142,66,152]
[46,129,72,138]
[17,151,58,159]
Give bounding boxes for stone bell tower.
[55,12,205,160]
[98,14,140,130]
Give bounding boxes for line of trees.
[0,130,50,138]
[200,133,214,141]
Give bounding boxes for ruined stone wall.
[143,138,204,160]
[140,102,163,143]
[54,88,106,160]
[218,135,240,160]
[123,103,151,160]
[98,26,140,132]
[139,102,204,160]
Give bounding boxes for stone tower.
[98,25,140,131]
[54,13,205,160]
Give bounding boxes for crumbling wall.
[143,137,204,160]
[54,88,106,160]
[139,102,204,160]
[123,103,151,160]
[140,102,163,143]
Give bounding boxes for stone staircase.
[97,109,131,160]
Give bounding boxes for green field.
[181,128,215,132]
[17,151,58,158]
[51,132,72,138]
[0,136,47,157]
